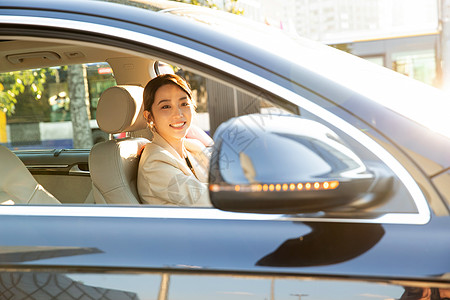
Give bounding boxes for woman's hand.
[186,124,214,147]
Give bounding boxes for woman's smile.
[170,121,187,129]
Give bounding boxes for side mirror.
[208,114,393,214]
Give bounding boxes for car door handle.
[69,164,90,175]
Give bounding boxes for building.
[237,0,441,89]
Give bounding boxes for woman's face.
[149,83,193,144]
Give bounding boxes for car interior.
[0,38,175,205]
[0,37,291,206]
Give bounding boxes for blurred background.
[178,0,450,93]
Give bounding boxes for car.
[0,0,449,298]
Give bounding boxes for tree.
[0,82,16,117]
[0,68,53,120]
[0,69,54,147]
[67,64,93,149]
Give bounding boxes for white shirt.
[137,132,211,206]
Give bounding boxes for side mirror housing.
[208,114,392,214]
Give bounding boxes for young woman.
[137,74,212,206]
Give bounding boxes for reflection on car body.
[256,222,385,267]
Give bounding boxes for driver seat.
[89,85,150,204]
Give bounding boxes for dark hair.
[143,74,194,117]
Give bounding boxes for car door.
[0,2,449,300]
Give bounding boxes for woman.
[137,74,212,206]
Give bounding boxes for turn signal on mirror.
[210,181,339,193]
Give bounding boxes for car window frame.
[0,14,433,225]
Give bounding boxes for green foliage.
[0,82,16,116]
[0,68,56,121]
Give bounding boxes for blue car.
[0,0,449,299]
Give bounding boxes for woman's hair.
[143,74,194,117]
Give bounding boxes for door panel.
[34,175,92,204]
[15,149,91,204]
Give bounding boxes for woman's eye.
[181,102,190,107]
[161,105,170,109]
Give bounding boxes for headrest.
[96,85,147,134]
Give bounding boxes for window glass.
[165,273,429,300]
[4,271,447,300]
[0,272,160,299]
[0,63,115,150]
[363,55,384,67]
[392,49,436,86]
[168,64,295,137]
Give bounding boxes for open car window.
[0,35,433,225]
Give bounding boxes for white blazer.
[137,132,211,206]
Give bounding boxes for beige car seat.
[89,85,150,204]
[0,145,60,205]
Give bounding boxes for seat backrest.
[89,85,150,204]
[0,145,60,205]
